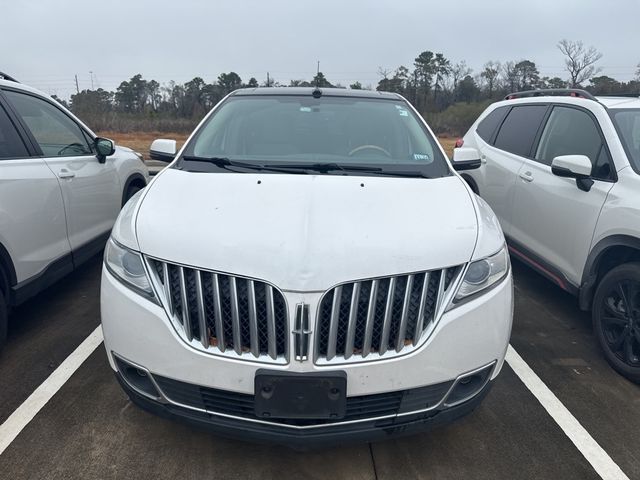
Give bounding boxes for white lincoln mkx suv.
[101,87,513,445]
[459,89,640,383]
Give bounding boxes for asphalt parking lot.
[0,256,638,480]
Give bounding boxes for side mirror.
[95,137,115,164]
[551,155,594,192]
[452,147,482,171]
[150,139,177,163]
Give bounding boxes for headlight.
[104,238,155,301]
[452,245,509,305]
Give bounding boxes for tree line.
[61,39,640,135]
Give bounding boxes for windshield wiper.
[180,157,427,178]
[267,162,383,174]
[267,161,431,177]
[180,155,304,174]
[181,155,261,169]
[367,170,431,179]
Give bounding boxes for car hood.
[135,169,478,291]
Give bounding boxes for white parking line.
[506,345,629,480]
[0,326,103,456]
[0,330,631,480]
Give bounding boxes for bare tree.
[449,61,472,91]
[377,67,392,80]
[501,61,518,93]
[636,63,640,81]
[557,39,603,87]
[480,61,501,97]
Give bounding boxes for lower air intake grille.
[316,267,461,363]
[152,374,454,427]
[147,259,288,362]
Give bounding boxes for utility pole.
[89,71,94,90]
[74,74,79,94]
[315,61,321,87]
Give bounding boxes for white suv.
[459,89,640,382]
[0,74,148,349]
[101,87,513,446]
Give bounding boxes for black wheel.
[0,288,7,354]
[123,184,142,206]
[592,262,640,383]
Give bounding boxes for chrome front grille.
[315,267,462,363]
[147,259,288,362]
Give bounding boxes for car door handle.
[58,169,76,179]
[519,171,534,182]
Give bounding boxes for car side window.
[535,106,611,179]
[4,90,93,157]
[493,105,548,157]
[476,106,509,144]
[0,103,29,159]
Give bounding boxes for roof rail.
[0,71,19,83]
[504,89,597,101]
[595,93,640,98]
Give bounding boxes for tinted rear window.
[476,106,509,143]
[494,105,548,157]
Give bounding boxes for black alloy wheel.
[593,263,640,383]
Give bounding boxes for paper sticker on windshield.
[414,153,430,161]
[300,106,311,112]
[398,109,408,117]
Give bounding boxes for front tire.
[592,262,640,383]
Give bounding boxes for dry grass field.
[99,132,189,159]
[100,131,458,160]
[438,136,456,158]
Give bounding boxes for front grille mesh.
[316,267,461,362]
[148,259,287,360]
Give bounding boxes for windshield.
[178,94,450,178]
[610,109,640,173]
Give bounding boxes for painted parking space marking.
[506,345,629,480]
[0,329,631,480]
[0,326,103,456]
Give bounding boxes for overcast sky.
[2,0,639,99]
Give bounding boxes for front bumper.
[101,267,512,442]
[116,370,494,448]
